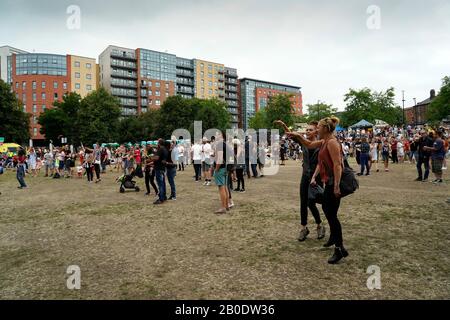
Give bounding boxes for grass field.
[0,160,449,300]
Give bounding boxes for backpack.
[322,143,359,198]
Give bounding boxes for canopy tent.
[374,119,389,128]
[350,120,374,129]
[335,125,345,132]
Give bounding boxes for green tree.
[117,109,160,143]
[76,88,122,145]
[194,98,230,133]
[427,76,450,123]
[306,101,337,122]
[341,87,402,127]
[249,109,267,130]
[265,94,294,134]
[38,92,81,144]
[0,79,30,144]
[156,95,194,138]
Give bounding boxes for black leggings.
[236,168,245,190]
[300,174,322,226]
[94,163,101,180]
[145,169,158,194]
[85,165,93,182]
[194,163,202,181]
[322,184,343,247]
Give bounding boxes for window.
[33,116,38,124]
[201,80,204,86]
[33,128,38,137]
[209,89,213,95]
[200,63,204,68]
[22,82,26,89]
[201,71,204,77]
[208,81,212,87]
[155,82,160,88]
[75,72,80,78]
[15,82,19,89]
[63,83,68,90]
[54,93,58,101]
[75,83,81,89]
[32,93,36,101]
[23,105,26,113]
[42,105,46,111]
[22,94,26,103]
[208,65,212,70]
[86,74,92,80]
[86,63,92,69]
[148,90,152,96]
[42,93,46,100]
[32,105,37,113]
[75,61,80,67]
[155,99,161,106]
[165,83,169,89]
[165,92,169,97]
[32,81,36,90]
[87,85,92,91]
[42,81,46,89]
[54,82,58,89]
[155,91,160,97]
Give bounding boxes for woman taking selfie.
[277,116,349,264]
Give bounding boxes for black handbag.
[308,184,324,204]
[322,145,359,198]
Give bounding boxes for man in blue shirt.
[424,130,445,184]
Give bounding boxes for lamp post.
[402,90,405,126]
[413,98,417,127]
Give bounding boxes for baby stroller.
[117,169,140,193]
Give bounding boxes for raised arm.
[286,131,323,149]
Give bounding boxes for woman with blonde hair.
[280,116,349,264]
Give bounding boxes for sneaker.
[145,192,150,196]
[168,196,177,201]
[228,201,235,209]
[240,189,246,193]
[422,179,429,183]
[203,181,208,186]
[433,179,443,184]
[153,200,164,205]
[357,173,362,176]
[443,167,447,170]
[233,188,240,192]
[206,182,211,186]
[317,225,326,240]
[414,177,422,181]
[298,227,310,242]
[215,208,227,214]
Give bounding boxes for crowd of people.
[1,121,448,264]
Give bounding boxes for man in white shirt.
[202,137,213,186]
[177,144,185,171]
[191,140,203,181]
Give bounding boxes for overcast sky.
[1,0,449,111]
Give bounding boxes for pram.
[116,170,140,193]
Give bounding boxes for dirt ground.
[0,159,449,300]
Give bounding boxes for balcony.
[225,86,237,93]
[111,81,137,89]
[176,79,195,86]
[111,61,137,70]
[176,70,194,77]
[112,70,138,79]
[111,51,136,61]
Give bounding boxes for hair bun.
[330,116,340,125]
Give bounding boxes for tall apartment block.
[99,45,240,128]
[239,78,303,130]
[0,45,28,83]
[8,51,97,142]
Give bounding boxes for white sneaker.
[443,167,447,170]
[206,182,211,186]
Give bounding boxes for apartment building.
[0,45,28,83]
[239,78,303,130]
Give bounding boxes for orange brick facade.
[254,88,303,115]
[11,55,71,141]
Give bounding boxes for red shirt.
[134,149,141,164]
